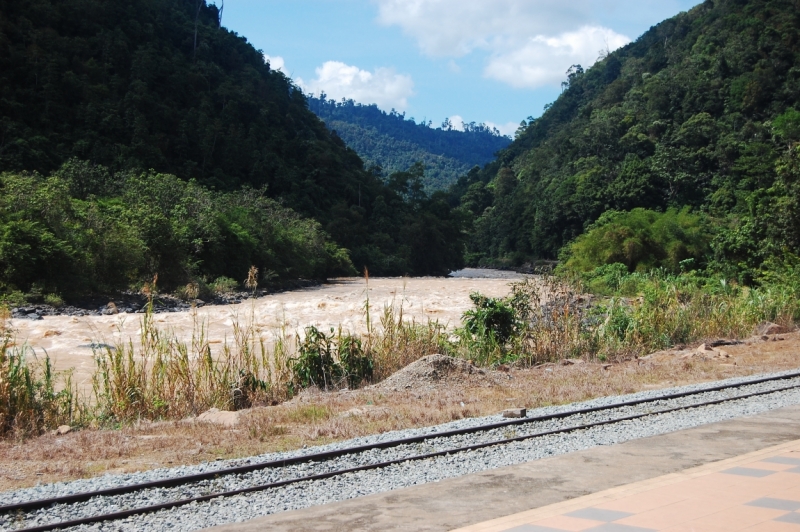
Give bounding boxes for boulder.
[756,322,792,336]
[196,408,240,427]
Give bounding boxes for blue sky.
[219,0,703,135]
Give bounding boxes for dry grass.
[2,332,798,492]
[2,272,799,490]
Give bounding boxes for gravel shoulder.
[1,332,799,496]
[211,405,800,532]
[6,368,800,531]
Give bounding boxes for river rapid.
[8,269,523,390]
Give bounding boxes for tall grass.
[476,270,800,364]
[0,308,80,437]
[368,302,451,381]
[92,275,450,423]
[92,303,284,423]
[5,267,800,436]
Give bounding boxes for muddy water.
[9,269,522,390]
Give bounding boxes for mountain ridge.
[308,95,511,190]
[456,0,800,279]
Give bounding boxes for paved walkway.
[210,405,800,532]
[453,438,800,532]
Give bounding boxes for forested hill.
[0,0,367,213]
[307,96,511,190]
[0,0,468,300]
[458,0,800,279]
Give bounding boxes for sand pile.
[373,354,507,392]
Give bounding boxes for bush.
[291,327,344,391]
[43,293,65,307]
[211,277,239,295]
[290,327,374,391]
[462,293,517,344]
[560,208,712,274]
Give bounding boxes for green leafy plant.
[290,327,344,391]
[211,277,239,295]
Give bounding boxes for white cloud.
[297,61,414,111]
[445,115,516,137]
[376,0,589,57]
[447,115,465,130]
[484,120,518,137]
[374,0,632,89]
[263,54,287,74]
[485,26,630,88]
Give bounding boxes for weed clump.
[455,268,800,366]
[0,308,79,437]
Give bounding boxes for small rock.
[502,408,527,418]
[692,343,731,359]
[756,322,791,336]
[54,425,72,435]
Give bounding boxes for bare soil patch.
[1,332,799,493]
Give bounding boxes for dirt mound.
[373,354,506,391]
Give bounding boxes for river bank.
[7,270,523,391]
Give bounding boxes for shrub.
[290,327,343,391]
[211,276,239,295]
[560,207,712,274]
[43,293,65,308]
[289,327,374,391]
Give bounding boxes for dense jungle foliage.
[0,162,355,299]
[0,0,468,298]
[307,95,511,190]
[457,0,800,283]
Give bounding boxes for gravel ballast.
[4,369,800,531]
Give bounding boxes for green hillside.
[0,0,466,299]
[456,0,800,281]
[307,96,511,190]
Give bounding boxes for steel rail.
[6,369,800,516]
[8,372,800,532]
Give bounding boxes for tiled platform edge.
[452,438,800,532]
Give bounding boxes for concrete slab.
[207,404,800,532]
[455,437,800,531]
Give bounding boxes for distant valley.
[307,95,511,190]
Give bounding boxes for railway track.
[6,370,800,532]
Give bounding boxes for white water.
[9,270,522,390]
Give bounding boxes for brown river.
[8,269,523,390]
